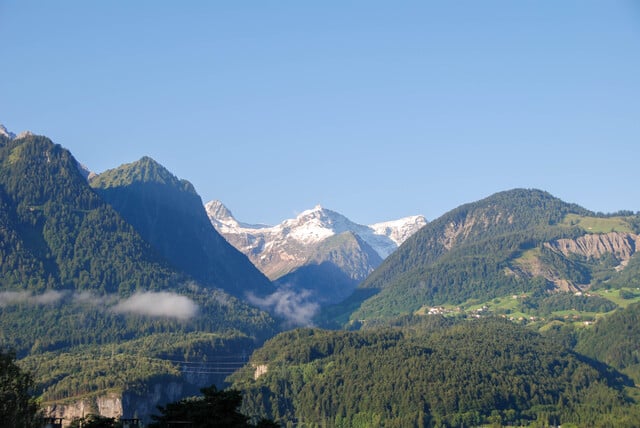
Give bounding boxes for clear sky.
[1,1,639,225]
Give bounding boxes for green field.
[592,287,640,308]
[414,288,640,331]
[562,213,634,233]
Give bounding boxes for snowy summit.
[205,200,427,279]
[0,124,16,139]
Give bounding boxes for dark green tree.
[0,349,40,428]
[149,385,279,428]
[68,414,120,428]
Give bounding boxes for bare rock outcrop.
[545,232,639,265]
[45,393,123,427]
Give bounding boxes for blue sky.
[1,1,639,225]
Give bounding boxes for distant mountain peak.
[206,200,427,280]
[207,200,236,223]
[205,200,270,231]
[16,130,34,139]
[0,124,35,140]
[0,124,17,139]
[90,156,197,195]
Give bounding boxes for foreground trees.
[149,385,279,428]
[231,318,640,427]
[0,350,40,428]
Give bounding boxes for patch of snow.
[0,124,16,139]
[206,200,427,260]
[16,130,33,139]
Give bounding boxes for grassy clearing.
[592,288,640,308]
[413,287,640,332]
[562,213,634,234]
[427,290,633,325]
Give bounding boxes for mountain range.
[0,129,278,423]
[335,188,640,324]
[3,123,640,426]
[206,200,426,304]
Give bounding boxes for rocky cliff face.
[44,380,188,427]
[45,392,124,427]
[546,232,639,269]
[508,232,640,292]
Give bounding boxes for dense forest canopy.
[230,318,640,427]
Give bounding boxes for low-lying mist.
[0,290,199,320]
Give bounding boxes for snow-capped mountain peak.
[205,200,427,279]
[205,200,241,230]
[281,205,358,244]
[1,124,35,140]
[0,124,16,139]
[204,200,270,232]
[370,215,428,247]
[16,130,34,139]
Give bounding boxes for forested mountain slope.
[0,134,174,293]
[0,133,278,421]
[341,189,640,321]
[90,157,273,298]
[575,301,640,383]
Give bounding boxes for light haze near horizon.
[1,1,639,225]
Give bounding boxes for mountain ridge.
[206,200,426,313]
[90,157,274,298]
[206,200,426,280]
[326,188,640,322]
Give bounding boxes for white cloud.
[33,290,65,305]
[248,287,319,327]
[0,290,65,307]
[111,292,199,320]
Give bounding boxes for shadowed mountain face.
[0,133,277,334]
[90,157,274,298]
[274,232,383,305]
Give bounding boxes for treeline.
[20,331,256,402]
[520,292,618,315]
[230,318,640,427]
[575,302,640,383]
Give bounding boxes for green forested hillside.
[19,331,256,403]
[334,189,640,322]
[575,302,640,384]
[230,318,639,427]
[0,134,278,415]
[90,157,274,298]
[0,135,177,294]
[5,131,640,427]
[360,189,590,291]
[0,287,275,358]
